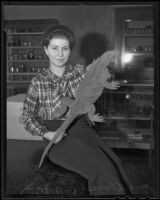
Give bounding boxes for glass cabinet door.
[95,7,154,150]
[121,19,154,84]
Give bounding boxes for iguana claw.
[92,113,106,123]
[88,113,106,126]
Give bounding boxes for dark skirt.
[43,116,133,196]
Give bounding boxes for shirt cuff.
[40,127,49,137]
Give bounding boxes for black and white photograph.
[1,1,159,199]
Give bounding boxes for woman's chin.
[52,63,66,68]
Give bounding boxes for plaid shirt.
[20,64,86,137]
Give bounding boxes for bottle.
[141,28,145,34]
[14,53,18,60]
[23,51,28,60]
[10,65,14,73]
[148,59,153,68]
[34,52,38,60]
[17,37,21,46]
[28,51,35,60]
[8,38,14,47]
[28,41,32,46]
[14,64,18,73]
[148,46,152,52]
[136,28,140,34]
[19,64,24,72]
[38,53,43,60]
[143,45,148,52]
[9,75,13,81]
[23,40,28,46]
[30,64,35,73]
[9,54,13,61]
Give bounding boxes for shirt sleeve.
[67,64,86,98]
[20,79,48,137]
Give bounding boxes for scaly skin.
[39,50,119,168]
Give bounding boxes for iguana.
[39,50,119,168]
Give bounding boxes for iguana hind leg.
[61,97,74,107]
[57,97,75,118]
[87,104,105,126]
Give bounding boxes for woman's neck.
[50,65,65,77]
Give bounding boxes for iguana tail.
[38,113,77,168]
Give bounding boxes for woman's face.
[44,37,71,68]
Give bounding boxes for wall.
[4,5,116,65]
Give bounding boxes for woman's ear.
[44,46,48,56]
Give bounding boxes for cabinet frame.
[5,19,59,96]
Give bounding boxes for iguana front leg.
[87,104,105,126]
[104,80,120,90]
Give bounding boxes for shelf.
[97,129,151,136]
[120,83,154,87]
[7,81,31,83]
[8,73,38,75]
[7,82,29,85]
[8,60,48,62]
[103,140,152,149]
[99,132,152,149]
[104,90,153,95]
[104,115,152,120]
[6,32,44,35]
[124,34,154,37]
[7,46,42,49]
[98,130,152,149]
[125,52,153,56]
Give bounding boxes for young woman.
[20,25,133,196]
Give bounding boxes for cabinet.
[95,7,154,150]
[5,19,59,97]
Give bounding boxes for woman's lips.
[57,59,64,62]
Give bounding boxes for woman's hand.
[43,131,67,144]
[43,131,56,141]
[105,80,120,90]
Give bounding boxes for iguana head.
[84,50,119,85]
[101,50,119,66]
[97,50,119,83]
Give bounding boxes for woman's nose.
[58,49,64,57]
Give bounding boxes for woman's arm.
[67,64,86,98]
[20,80,48,137]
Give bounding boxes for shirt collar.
[46,65,74,84]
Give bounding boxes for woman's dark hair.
[43,25,75,50]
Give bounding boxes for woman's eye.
[63,47,70,51]
[52,47,57,50]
